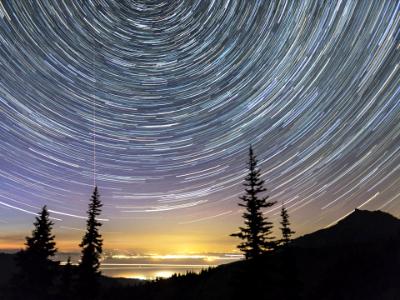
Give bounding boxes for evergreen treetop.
[14,205,58,298]
[231,146,276,259]
[79,186,103,275]
[24,205,57,258]
[280,204,295,246]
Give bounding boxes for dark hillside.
[295,209,400,248]
[104,209,400,300]
[1,210,400,300]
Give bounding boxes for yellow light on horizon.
[127,274,147,280]
[204,256,216,262]
[154,270,175,278]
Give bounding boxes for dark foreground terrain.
[1,209,400,300]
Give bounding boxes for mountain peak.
[295,209,400,248]
[338,209,400,228]
[351,208,392,217]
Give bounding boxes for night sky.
[0,1,399,254]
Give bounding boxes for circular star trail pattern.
[0,1,399,240]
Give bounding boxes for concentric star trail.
[0,0,399,252]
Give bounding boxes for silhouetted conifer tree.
[59,256,73,298]
[280,204,295,246]
[231,146,276,259]
[14,205,58,299]
[78,186,103,298]
[279,204,299,300]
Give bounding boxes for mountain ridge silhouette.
[1,209,399,299]
[294,209,400,248]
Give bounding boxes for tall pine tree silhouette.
[279,204,299,299]
[79,186,103,297]
[59,256,74,299]
[280,204,295,246]
[14,205,58,299]
[231,146,276,259]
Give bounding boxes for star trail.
[0,0,399,253]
